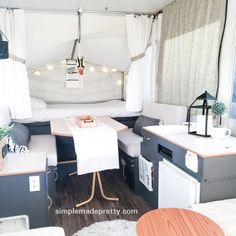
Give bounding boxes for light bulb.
[117,80,123,86]
[89,66,95,72]
[112,68,118,72]
[34,70,41,76]
[47,64,54,70]
[102,67,108,73]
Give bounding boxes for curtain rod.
[0,6,163,16]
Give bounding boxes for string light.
[102,67,108,73]
[31,61,122,76]
[34,70,41,76]
[46,64,54,70]
[117,80,123,86]
[89,66,95,72]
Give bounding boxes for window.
[230,47,236,119]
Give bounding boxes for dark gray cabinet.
[0,172,49,228]
[0,154,54,229]
[143,126,236,205]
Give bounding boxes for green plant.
[0,125,12,140]
[211,102,226,127]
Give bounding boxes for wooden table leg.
[76,172,96,208]
[96,172,119,202]
[76,171,119,208]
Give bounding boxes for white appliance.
[159,159,200,208]
[138,155,153,191]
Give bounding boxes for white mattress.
[192,198,236,236]
[14,100,140,123]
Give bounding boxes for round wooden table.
[137,208,224,236]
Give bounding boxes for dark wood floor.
[49,169,152,236]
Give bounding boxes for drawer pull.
[54,171,59,181]
[48,195,53,209]
[143,136,151,141]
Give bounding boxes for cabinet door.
[0,173,49,229]
[159,159,200,208]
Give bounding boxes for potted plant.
[211,101,230,139]
[0,125,12,170]
[211,101,226,127]
[77,57,85,75]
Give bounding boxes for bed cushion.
[118,129,143,157]
[142,102,187,125]
[8,122,31,153]
[1,227,65,236]
[191,198,236,236]
[133,115,161,137]
[29,135,57,166]
[30,97,47,109]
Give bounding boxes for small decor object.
[211,101,230,139]
[0,125,12,170]
[0,30,9,60]
[211,101,226,127]
[76,115,97,128]
[77,57,85,75]
[187,91,216,137]
[65,59,84,89]
[211,127,231,140]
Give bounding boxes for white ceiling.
[0,0,173,13]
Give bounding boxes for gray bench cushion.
[118,128,143,157]
[29,135,57,166]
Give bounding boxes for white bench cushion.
[1,227,65,236]
[118,129,143,157]
[142,102,187,125]
[29,135,57,166]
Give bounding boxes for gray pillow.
[8,122,31,153]
[133,115,162,137]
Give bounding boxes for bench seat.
[29,135,57,167]
[118,129,143,158]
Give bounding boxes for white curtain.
[157,0,226,107]
[125,15,153,112]
[218,0,236,136]
[0,9,32,119]
[143,14,162,102]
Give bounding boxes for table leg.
[76,172,96,208]
[96,172,119,202]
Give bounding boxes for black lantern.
[187,91,216,137]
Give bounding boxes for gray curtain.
[157,0,226,106]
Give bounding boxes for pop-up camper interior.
[0,0,236,235]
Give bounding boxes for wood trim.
[144,127,236,158]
